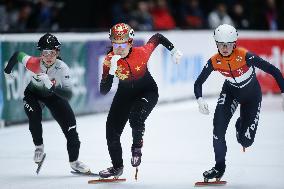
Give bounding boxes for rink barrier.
[0,31,283,125]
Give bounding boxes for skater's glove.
[170,48,183,64]
[197,97,210,115]
[109,55,121,75]
[282,93,284,111]
[37,73,53,89]
[4,71,15,81]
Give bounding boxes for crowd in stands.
[0,0,283,33]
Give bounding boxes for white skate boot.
[70,160,90,173]
[34,144,45,164]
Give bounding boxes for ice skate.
[34,144,45,164]
[34,144,46,174]
[203,167,225,182]
[195,167,226,186]
[88,166,125,184]
[99,166,123,178]
[70,160,90,174]
[131,147,142,167]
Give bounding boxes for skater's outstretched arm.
[246,52,284,93]
[194,60,214,99]
[194,60,214,115]
[246,52,284,111]
[145,33,182,64]
[4,51,41,74]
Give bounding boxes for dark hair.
[106,46,113,54]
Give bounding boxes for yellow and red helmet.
[109,23,134,43]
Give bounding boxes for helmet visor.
[112,42,128,49]
[41,50,57,57]
[216,42,235,49]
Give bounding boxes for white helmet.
[213,24,238,43]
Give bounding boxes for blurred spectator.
[0,0,284,32]
[150,0,176,30]
[179,0,205,29]
[231,2,249,29]
[129,0,153,31]
[0,0,18,32]
[208,2,234,29]
[111,0,133,25]
[0,4,8,31]
[36,0,52,31]
[264,0,278,30]
[16,2,33,32]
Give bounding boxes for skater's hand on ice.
[170,48,183,64]
[282,93,284,111]
[197,97,209,115]
[37,73,53,89]
[109,55,121,75]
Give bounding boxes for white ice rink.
[0,95,283,189]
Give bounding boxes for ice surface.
[0,95,283,189]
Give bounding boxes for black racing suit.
[100,33,175,169]
[194,49,284,172]
[4,52,80,162]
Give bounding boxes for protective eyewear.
[216,42,235,48]
[41,50,57,57]
[112,43,128,49]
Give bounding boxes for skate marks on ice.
[36,153,46,175]
[70,171,99,177]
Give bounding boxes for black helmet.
[37,33,61,51]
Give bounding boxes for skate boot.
[34,144,45,164]
[70,160,90,173]
[203,167,225,182]
[131,147,142,167]
[99,166,124,178]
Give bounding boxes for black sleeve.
[100,74,114,95]
[194,60,214,99]
[246,52,284,93]
[147,33,175,51]
[4,51,19,74]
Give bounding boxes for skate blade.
[88,178,126,184]
[71,171,99,177]
[135,167,138,180]
[36,153,46,175]
[195,180,227,187]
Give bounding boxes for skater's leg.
[129,91,158,166]
[23,89,46,164]
[44,96,81,161]
[129,92,158,147]
[106,93,132,169]
[213,84,236,171]
[45,96,90,173]
[238,98,262,148]
[23,90,44,146]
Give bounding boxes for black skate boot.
[203,167,225,182]
[99,166,123,178]
[131,147,142,167]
